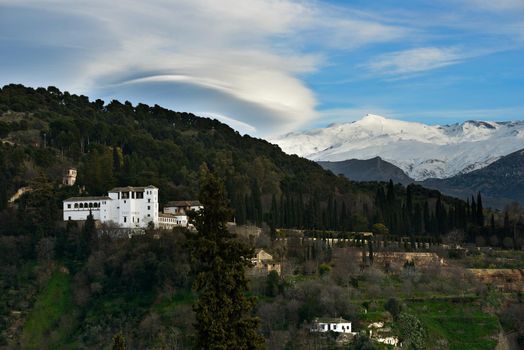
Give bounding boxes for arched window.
[89,202,93,208]
[79,203,83,208]
[84,202,88,208]
[74,203,78,208]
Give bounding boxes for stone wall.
[468,269,524,292]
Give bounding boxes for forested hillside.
[1,84,522,349]
[0,84,493,238]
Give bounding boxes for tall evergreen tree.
[189,169,264,350]
[250,179,262,226]
[78,210,95,260]
[504,211,510,232]
[423,201,430,234]
[471,196,477,224]
[476,192,484,227]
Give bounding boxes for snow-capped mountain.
[271,114,524,181]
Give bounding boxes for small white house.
[162,200,202,228]
[311,318,352,334]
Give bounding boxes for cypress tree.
[269,194,278,232]
[504,211,510,232]
[78,210,95,260]
[477,192,484,227]
[471,196,477,224]
[386,180,396,207]
[251,179,262,226]
[235,194,246,225]
[406,184,413,216]
[340,201,348,231]
[413,203,423,235]
[189,170,264,350]
[423,201,430,234]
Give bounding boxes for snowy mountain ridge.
[271,114,524,180]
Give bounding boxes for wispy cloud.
[0,0,522,134]
[0,0,410,135]
[361,47,469,77]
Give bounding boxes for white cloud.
[362,47,469,77]
[0,0,410,135]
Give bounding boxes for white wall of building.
[63,186,159,229]
[313,321,352,333]
[63,199,104,221]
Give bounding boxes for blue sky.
[1,0,523,136]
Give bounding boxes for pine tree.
[189,170,264,350]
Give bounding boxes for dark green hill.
[318,157,414,185]
[0,84,482,235]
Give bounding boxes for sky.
[1,0,523,137]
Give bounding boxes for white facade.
[63,186,159,229]
[162,200,202,228]
[311,318,352,334]
[158,213,189,229]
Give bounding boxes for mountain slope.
[272,114,524,180]
[421,149,524,209]
[0,84,478,234]
[318,157,414,185]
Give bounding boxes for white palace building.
[63,185,202,229]
[63,186,160,228]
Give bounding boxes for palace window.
[136,192,143,199]
[123,217,127,223]
[147,206,150,210]
[67,204,71,209]
[122,191,129,199]
[74,203,78,208]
